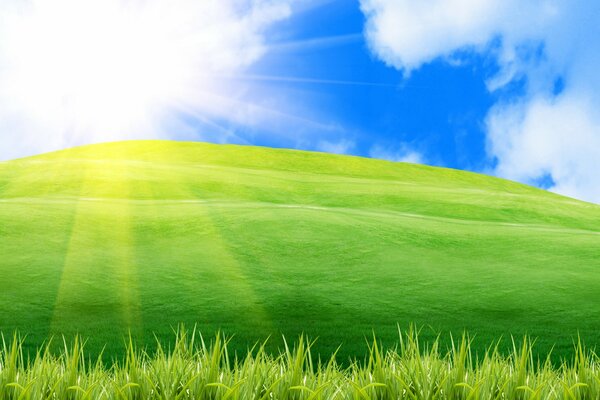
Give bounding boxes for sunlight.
[0,0,286,146]
[50,154,143,337]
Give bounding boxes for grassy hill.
[1,140,600,360]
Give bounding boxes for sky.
[1,0,600,203]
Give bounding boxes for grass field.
[1,140,600,361]
[2,328,600,399]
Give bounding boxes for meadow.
[1,140,600,361]
[2,328,600,400]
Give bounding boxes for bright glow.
[0,0,291,158]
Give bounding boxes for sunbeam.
[268,33,364,52]
[50,150,143,339]
[0,0,292,159]
[226,73,400,88]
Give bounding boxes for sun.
[0,0,289,149]
[2,0,223,140]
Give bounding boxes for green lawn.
[1,140,600,361]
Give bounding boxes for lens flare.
[0,0,291,155]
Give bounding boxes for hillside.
[1,140,600,359]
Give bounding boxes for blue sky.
[246,0,497,171]
[1,0,600,202]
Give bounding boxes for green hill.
[1,140,599,360]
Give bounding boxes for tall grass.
[1,327,599,399]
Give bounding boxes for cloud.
[315,139,355,155]
[487,93,600,202]
[0,0,292,160]
[360,0,600,203]
[359,0,559,74]
[369,143,425,164]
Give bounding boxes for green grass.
[2,328,600,399]
[1,140,600,360]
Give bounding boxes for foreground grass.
[1,328,600,399]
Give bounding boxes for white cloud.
[360,0,558,74]
[315,139,355,155]
[487,93,600,202]
[360,0,600,203]
[369,143,425,164]
[0,0,292,160]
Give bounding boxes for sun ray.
[50,149,142,341]
[126,145,275,338]
[0,151,85,341]
[0,1,293,157]
[179,86,343,133]
[222,73,400,88]
[170,102,251,145]
[268,33,363,53]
